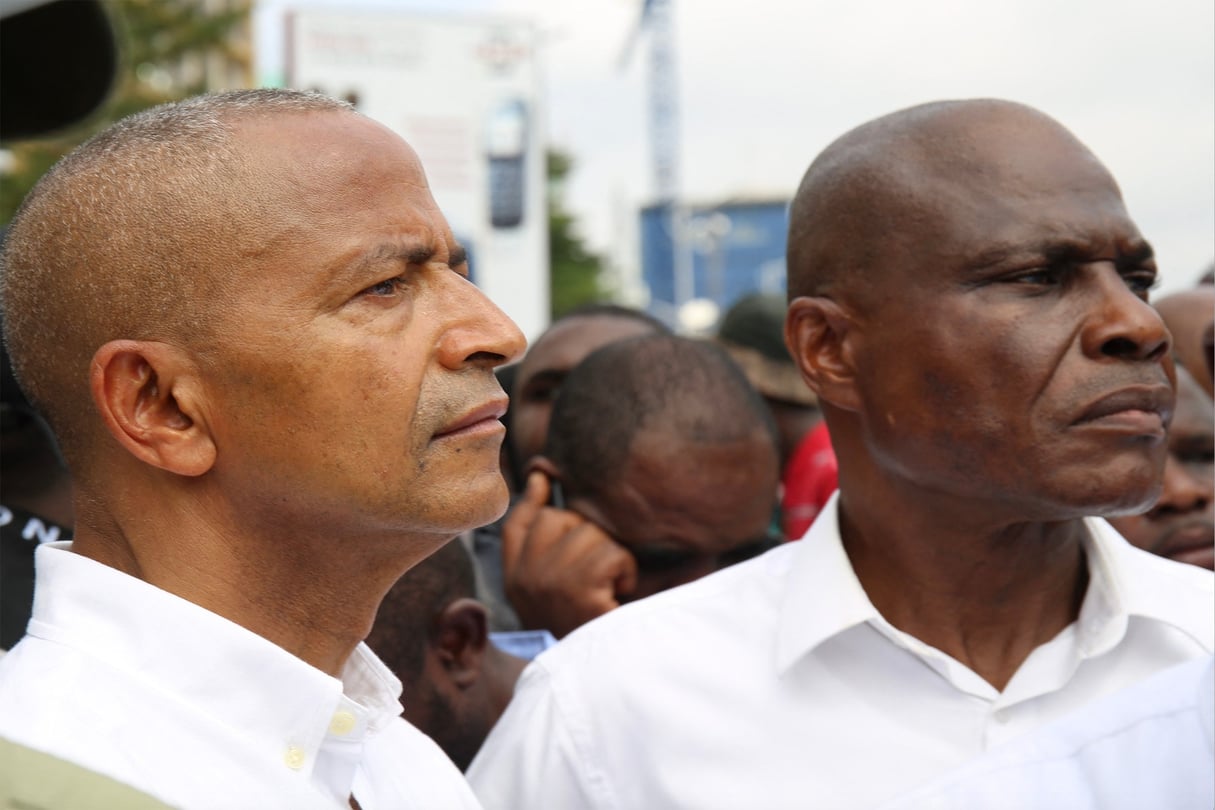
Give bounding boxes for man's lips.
[433,398,509,440]
[1073,384,1173,436]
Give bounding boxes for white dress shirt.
[880,655,1215,810]
[0,542,482,810]
[467,493,1214,810]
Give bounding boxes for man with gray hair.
[0,89,524,808]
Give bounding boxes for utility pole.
[620,0,689,311]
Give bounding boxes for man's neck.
[70,494,441,678]
[837,490,1090,692]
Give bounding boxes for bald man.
[0,90,524,808]
[468,100,1214,809]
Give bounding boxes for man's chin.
[459,474,512,528]
[1068,477,1162,521]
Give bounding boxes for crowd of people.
[0,76,1212,810]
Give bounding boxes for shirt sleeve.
[467,659,606,810]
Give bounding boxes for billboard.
[287,9,548,340]
[640,198,790,319]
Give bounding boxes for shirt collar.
[774,497,1213,675]
[776,491,878,674]
[1079,518,1214,656]
[27,542,404,802]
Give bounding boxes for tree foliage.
[547,149,607,318]
[1,4,609,326]
[0,0,252,223]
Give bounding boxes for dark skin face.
[510,316,659,471]
[565,428,780,601]
[784,102,1175,691]
[1108,367,1214,569]
[1155,288,1215,399]
[833,117,1172,524]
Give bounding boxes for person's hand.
[502,471,637,638]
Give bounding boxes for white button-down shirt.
[0,543,482,810]
[468,494,1214,810]
[881,655,1215,810]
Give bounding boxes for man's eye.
[1009,267,1063,286]
[364,277,403,297]
[1122,272,1158,296]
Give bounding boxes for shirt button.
[993,709,1010,724]
[284,746,307,770]
[329,710,357,736]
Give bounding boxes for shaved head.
[786,99,1113,303]
[1,90,351,472]
[784,97,1165,521]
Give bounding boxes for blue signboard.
[640,198,790,319]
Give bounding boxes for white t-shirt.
[880,655,1215,810]
[0,542,482,810]
[468,494,1214,810]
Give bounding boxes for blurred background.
[2,0,1212,341]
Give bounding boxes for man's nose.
[1079,266,1170,364]
[435,276,527,370]
[1149,458,1213,520]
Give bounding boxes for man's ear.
[785,296,862,413]
[89,340,216,476]
[434,598,490,690]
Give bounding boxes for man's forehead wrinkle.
[955,218,1129,272]
[847,133,1121,271]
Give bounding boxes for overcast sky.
[256,0,1214,297]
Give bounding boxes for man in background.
[503,334,781,638]
[1108,365,1213,569]
[1155,286,1215,398]
[366,540,525,771]
[470,304,669,630]
[716,292,835,538]
[505,303,670,487]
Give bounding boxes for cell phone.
[548,478,566,510]
[486,99,527,228]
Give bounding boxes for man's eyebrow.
[965,238,1156,272]
[964,239,1087,271]
[346,242,435,274]
[343,241,470,279]
[1115,241,1155,268]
